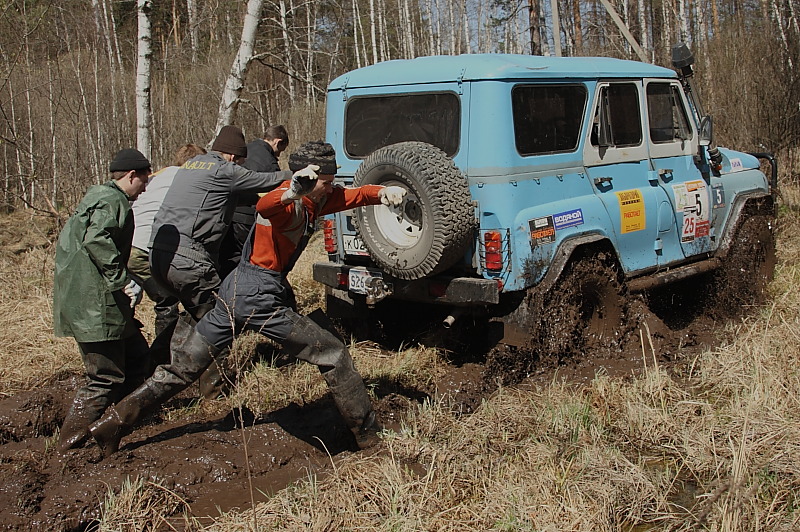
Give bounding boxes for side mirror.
[698,115,713,146]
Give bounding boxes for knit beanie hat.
[211,125,248,157]
[289,141,338,175]
[109,148,151,172]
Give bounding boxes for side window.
[344,92,460,158]
[646,82,692,144]
[591,83,642,148]
[512,84,587,155]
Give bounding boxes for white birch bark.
[551,0,562,56]
[677,0,689,42]
[214,0,265,134]
[425,0,435,56]
[136,0,152,159]
[369,0,379,64]
[187,0,199,63]
[278,0,296,101]
[378,0,392,61]
[462,0,471,54]
[351,0,361,68]
[448,0,457,53]
[771,0,793,68]
[638,0,648,52]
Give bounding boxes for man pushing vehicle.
[89,141,407,456]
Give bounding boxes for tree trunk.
[137,0,153,160]
[187,0,199,62]
[551,0,562,56]
[214,0,265,135]
[369,0,379,64]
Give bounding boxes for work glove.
[379,186,407,207]
[282,164,320,201]
[123,279,143,308]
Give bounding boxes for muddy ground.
[0,282,729,532]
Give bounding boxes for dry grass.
[98,476,198,531]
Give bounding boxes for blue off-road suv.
[313,45,777,352]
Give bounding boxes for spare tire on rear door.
[353,141,476,280]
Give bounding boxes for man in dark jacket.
[148,125,300,322]
[54,148,152,452]
[90,142,407,457]
[219,125,289,278]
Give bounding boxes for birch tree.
[136,0,153,160]
[187,0,199,63]
[214,0,265,134]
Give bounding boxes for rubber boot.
[90,320,221,458]
[198,356,232,399]
[58,396,105,452]
[89,381,161,458]
[153,305,178,338]
[282,314,382,449]
[323,361,383,449]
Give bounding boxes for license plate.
[343,234,369,256]
[348,268,382,295]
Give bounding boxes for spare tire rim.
[372,189,423,248]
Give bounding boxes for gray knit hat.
[288,141,338,175]
[211,125,247,157]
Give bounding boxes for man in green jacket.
[53,148,152,452]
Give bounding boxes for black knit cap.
[211,125,248,157]
[109,148,151,172]
[289,141,338,175]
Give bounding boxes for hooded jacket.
[53,180,136,342]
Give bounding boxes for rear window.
[344,92,460,158]
[512,84,587,155]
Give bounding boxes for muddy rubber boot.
[153,306,178,338]
[322,354,383,449]
[90,320,221,458]
[58,397,104,452]
[198,358,231,399]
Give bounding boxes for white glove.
[379,186,407,207]
[123,279,143,308]
[282,164,320,201]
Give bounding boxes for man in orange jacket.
[90,141,406,457]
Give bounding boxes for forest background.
[0,0,798,213]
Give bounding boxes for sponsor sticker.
[615,189,646,234]
[553,208,584,230]
[529,216,555,247]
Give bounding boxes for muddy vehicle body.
[313,47,777,351]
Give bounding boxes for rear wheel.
[486,253,627,385]
[539,254,626,357]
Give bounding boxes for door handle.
[593,176,613,186]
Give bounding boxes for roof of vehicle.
[328,54,677,90]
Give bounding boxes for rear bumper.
[312,261,501,305]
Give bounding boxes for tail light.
[483,230,503,271]
[323,219,337,253]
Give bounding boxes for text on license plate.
[343,234,369,256]
[348,268,382,295]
